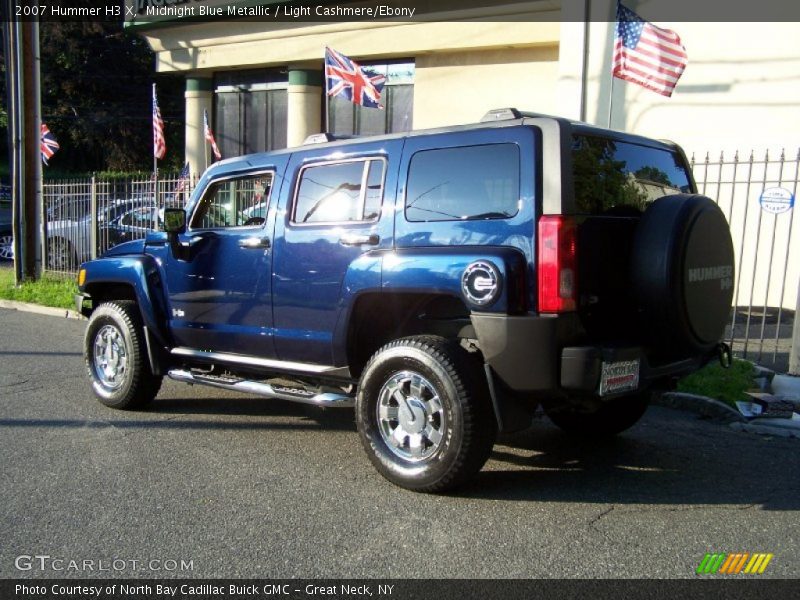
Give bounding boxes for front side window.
[191,173,273,229]
[292,159,385,224]
[405,144,520,222]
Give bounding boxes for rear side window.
[572,135,692,215]
[292,159,385,224]
[405,144,520,222]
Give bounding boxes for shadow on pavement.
[458,410,800,510]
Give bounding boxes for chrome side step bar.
[166,369,355,408]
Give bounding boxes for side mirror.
[163,208,186,234]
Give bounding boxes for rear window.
[405,144,520,222]
[572,135,692,215]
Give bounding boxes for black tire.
[356,336,496,492]
[84,301,162,409]
[545,393,650,437]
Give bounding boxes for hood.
[102,238,146,257]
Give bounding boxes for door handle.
[239,236,271,249]
[179,232,216,249]
[339,233,380,246]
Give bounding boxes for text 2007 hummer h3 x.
[76,109,735,492]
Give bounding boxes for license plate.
[599,359,640,396]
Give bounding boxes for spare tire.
[631,194,734,355]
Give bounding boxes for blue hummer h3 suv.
[76,109,735,492]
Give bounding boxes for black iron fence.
[39,152,800,372]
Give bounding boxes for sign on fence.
[759,187,795,215]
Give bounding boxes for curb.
[655,391,747,423]
[730,420,800,439]
[0,299,85,320]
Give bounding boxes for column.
[184,76,213,176]
[287,67,323,148]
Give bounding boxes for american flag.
[40,123,59,165]
[204,109,222,160]
[324,47,386,109]
[152,84,166,159]
[613,3,688,98]
[173,161,190,195]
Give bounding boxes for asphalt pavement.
[1,307,799,579]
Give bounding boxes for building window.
[329,61,414,136]
[214,69,288,158]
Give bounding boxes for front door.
[156,168,280,358]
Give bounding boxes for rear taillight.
[537,215,577,313]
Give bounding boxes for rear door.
[271,140,401,366]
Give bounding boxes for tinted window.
[191,173,272,229]
[405,144,520,222]
[572,135,692,215]
[293,160,385,224]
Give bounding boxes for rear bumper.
[560,345,710,397]
[470,312,714,396]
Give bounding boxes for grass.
[676,358,757,408]
[0,266,78,311]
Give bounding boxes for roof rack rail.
[480,108,554,122]
[303,132,359,145]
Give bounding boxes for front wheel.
[356,336,496,492]
[84,301,162,409]
[544,392,650,437]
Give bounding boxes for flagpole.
[325,90,330,135]
[324,50,330,135]
[152,83,158,206]
[607,74,615,128]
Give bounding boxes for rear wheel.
[356,336,496,492]
[84,301,162,409]
[544,393,650,437]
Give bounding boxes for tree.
[2,21,184,175]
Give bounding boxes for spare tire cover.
[631,194,734,354]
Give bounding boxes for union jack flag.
[153,84,166,160]
[40,122,59,165]
[324,47,385,109]
[204,109,222,161]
